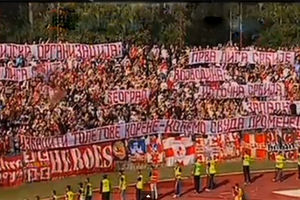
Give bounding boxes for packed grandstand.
[0,42,299,190]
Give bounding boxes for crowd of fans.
[0,43,299,156]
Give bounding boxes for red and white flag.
[163,136,195,166]
[242,133,267,159]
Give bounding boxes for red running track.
[92,171,300,200]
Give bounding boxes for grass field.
[0,159,298,200]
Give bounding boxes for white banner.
[0,67,34,81]
[247,101,300,115]
[0,42,122,60]
[197,83,285,99]
[107,90,150,105]
[189,49,295,65]
[174,68,226,82]
[19,115,300,151]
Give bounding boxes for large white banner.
[0,67,34,81]
[19,115,300,151]
[247,101,300,115]
[197,83,285,99]
[189,49,295,65]
[107,90,150,105]
[174,68,226,82]
[0,42,122,60]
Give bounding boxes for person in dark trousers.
[297,150,300,180]
[242,152,251,185]
[136,169,143,200]
[100,175,111,200]
[273,152,285,182]
[85,178,92,200]
[173,161,182,198]
[51,190,58,200]
[205,157,216,191]
[193,158,202,193]
[78,182,84,200]
[149,165,158,200]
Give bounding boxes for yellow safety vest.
[243,155,250,166]
[238,188,244,200]
[276,155,284,169]
[66,191,74,200]
[136,175,143,190]
[175,166,182,180]
[87,183,92,197]
[102,179,110,193]
[194,162,201,176]
[119,175,127,190]
[209,160,216,174]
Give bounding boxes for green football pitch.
[0,159,297,200]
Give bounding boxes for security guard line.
[40,167,300,200]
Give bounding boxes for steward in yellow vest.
[273,152,285,182]
[242,152,252,184]
[119,170,127,200]
[206,157,217,191]
[85,178,92,200]
[298,152,300,180]
[100,175,111,200]
[193,159,202,193]
[173,161,183,198]
[136,169,143,200]
[65,185,74,200]
[78,182,84,200]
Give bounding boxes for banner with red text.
[174,68,226,82]
[19,115,300,151]
[0,155,24,187]
[198,83,286,99]
[247,101,300,115]
[242,131,300,161]
[267,130,297,160]
[23,143,114,182]
[108,90,150,105]
[0,61,63,81]
[189,50,295,65]
[0,67,34,81]
[0,42,122,60]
